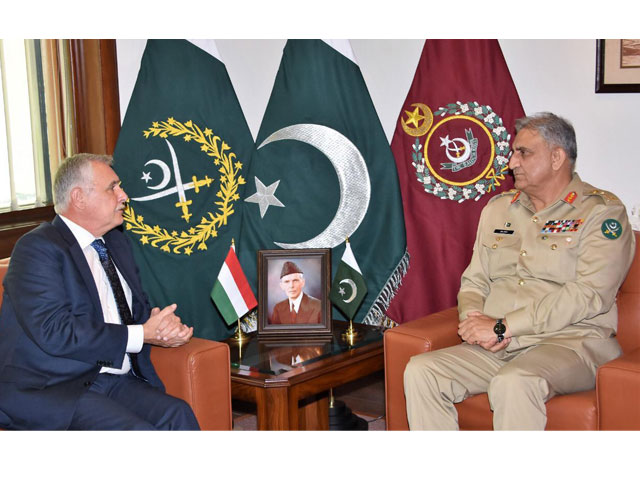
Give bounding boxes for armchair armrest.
[384,307,461,430]
[597,347,640,430]
[151,337,232,431]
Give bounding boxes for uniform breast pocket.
[481,232,521,280]
[532,233,579,282]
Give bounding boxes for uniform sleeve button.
[551,244,557,250]
[518,279,525,286]
[492,244,498,249]
[520,250,527,256]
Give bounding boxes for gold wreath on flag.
[123,117,245,256]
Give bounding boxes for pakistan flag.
[238,40,408,326]
[113,40,254,341]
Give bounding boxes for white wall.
[116,39,640,225]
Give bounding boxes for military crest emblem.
[601,219,622,240]
[122,117,246,255]
[401,101,512,203]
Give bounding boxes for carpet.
[233,412,386,431]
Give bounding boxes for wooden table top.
[224,320,385,386]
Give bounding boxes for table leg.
[298,393,329,430]
[256,387,289,430]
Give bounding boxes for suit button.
[84,381,92,387]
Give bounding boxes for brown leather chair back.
[617,231,640,354]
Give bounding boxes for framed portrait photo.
[257,248,332,338]
[596,39,640,93]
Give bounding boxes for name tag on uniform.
[493,229,514,235]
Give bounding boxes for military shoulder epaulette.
[584,188,621,204]
[488,189,519,204]
[495,189,518,198]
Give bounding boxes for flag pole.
[230,238,246,342]
[340,237,360,345]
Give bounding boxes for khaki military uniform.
[405,174,636,430]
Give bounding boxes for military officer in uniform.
[404,112,636,430]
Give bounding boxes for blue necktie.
[90,239,133,326]
[90,239,142,377]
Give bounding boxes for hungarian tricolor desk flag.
[238,39,408,327]
[385,39,525,324]
[330,240,367,321]
[113,40,255,340]
[211,243,257,325]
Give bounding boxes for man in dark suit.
[270,261,322,324]
[0,153,199,430]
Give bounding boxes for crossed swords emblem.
[132,139,213,223]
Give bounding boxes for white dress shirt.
[59,215,144,374]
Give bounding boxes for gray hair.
[53,153,113,213]
[515,112,577,169]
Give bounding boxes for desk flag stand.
[328,238,369,430]
[232,316,247,342]
[211,239,257,346]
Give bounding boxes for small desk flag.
[330,241,367,321]
[211,243,257,325]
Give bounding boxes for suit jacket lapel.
[51,215,104,320]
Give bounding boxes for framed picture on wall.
[257,248,332,338]
[596,39,640,93]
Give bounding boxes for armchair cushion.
[151,337,232,431]
[597,347,640,430]
[384,307,460,430]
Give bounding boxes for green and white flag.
[330,241,367,321]
[238,39,408,326]
[211,243,257,325]
[113,40,254,340]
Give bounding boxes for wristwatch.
[493,318,506,343]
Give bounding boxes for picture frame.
[596,39,640,93]
[257,248,332,338]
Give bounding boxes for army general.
[404,112,636,430]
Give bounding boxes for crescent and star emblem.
[440,135,471,163]
[401,103,433,137]
[245,123,371,249]
[131,139,213,223]
[338,278,358,303]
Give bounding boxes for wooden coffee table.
[225,320,384,430]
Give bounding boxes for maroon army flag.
[385,40,525,324]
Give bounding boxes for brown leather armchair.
[0,257,232,430]
[384,230,640,430]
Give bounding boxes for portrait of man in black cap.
[270,261,322,324]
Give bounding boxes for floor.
[232,370,386,430]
